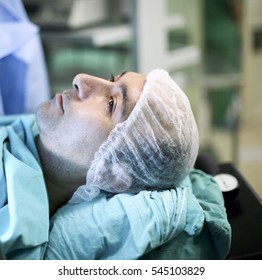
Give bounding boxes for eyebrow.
[114,71,130,120]
[119,71,128,79]
[120,84,129,120]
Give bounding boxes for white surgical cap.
[69,69,199,203]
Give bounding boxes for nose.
[72,73,98,100]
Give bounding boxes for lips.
[55,93,64,112]
[54,89,77,113]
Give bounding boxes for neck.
[44,177,71,217]
[35,136,83,217]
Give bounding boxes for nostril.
[73,83,79,91]
[72,74,81,91]
[72,74,93,100]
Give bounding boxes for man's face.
[36,71,146,174]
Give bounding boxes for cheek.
[74,108,113,138]
[43,100,115,164]
[64,117,112,168]
[64,110,114,153]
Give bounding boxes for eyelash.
[109,73,115,82]
[108,97,115,113]
[107,74,115,113]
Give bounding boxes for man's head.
[67,69,199,203]
[36,71,146,188]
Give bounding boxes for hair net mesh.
[69,69,199,203]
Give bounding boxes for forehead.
[118,71,146,82]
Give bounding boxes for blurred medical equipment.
[23,0,130,30]
[0,0,50,114]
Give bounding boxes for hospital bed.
[219,163,262,259]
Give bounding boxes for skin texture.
[35,71,146,216]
